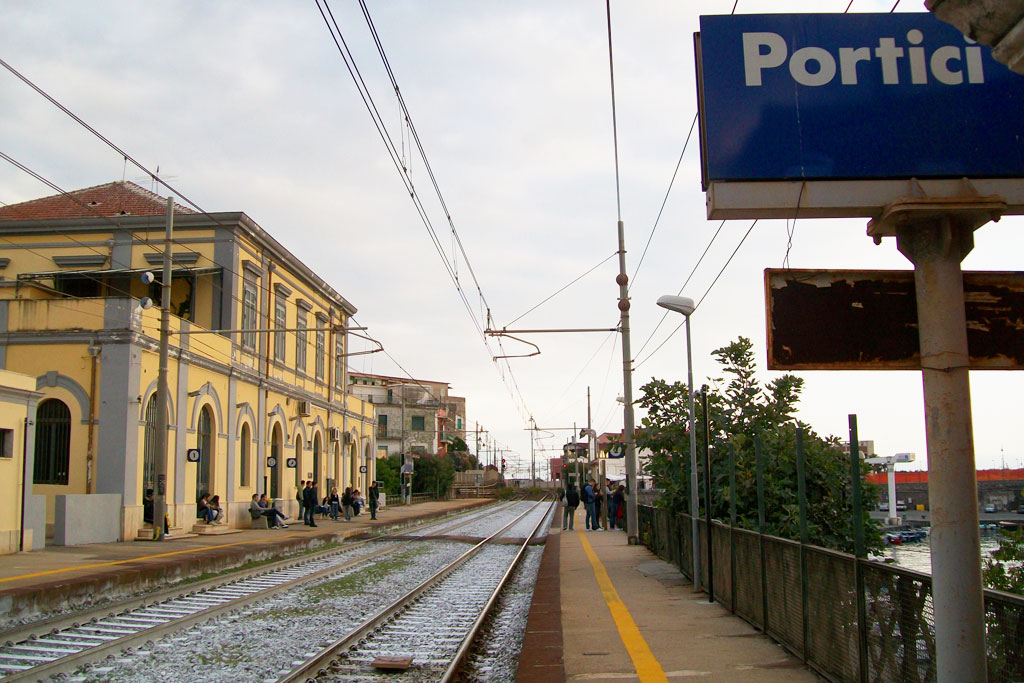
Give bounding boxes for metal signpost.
[697,12,1024,681]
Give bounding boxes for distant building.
[347,372,465,460]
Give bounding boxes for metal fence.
[638,505,1024,682]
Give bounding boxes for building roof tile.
[0,181,196,221]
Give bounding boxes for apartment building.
[347,372,465,461]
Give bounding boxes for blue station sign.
[697,13,1024,184]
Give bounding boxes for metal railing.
[638,505,1024,682]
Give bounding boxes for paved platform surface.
[520,508,820,682]
[0,499,490,621]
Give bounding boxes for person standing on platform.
[303,480,318,527]
[296,480,305,521]
[328,487,340,520]
[563,482,580,530]
[592,481,604,531]
[342,486,354,521]
[369,481,380,520]
[583,479,596,530]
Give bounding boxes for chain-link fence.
[639,505,1024,682]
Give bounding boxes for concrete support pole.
[896,217,986,682]
[887,464,900,526]
[686,316,700,590]
[153,197,173,541]
[616,219,640,544]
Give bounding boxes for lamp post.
[656,294,700,591]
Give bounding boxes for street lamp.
[656,294,701,591]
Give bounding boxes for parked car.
[984,503,997,513]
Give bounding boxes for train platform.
[517,510,820,682]
[0,498,490,624]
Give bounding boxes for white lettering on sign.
[742,30,984,87]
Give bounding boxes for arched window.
[239,423,251,488]
[197,405,213,498]
[34,399,71,485]
[142,394,159,494]
[269,425,282,499]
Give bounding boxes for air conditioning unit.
[328,427,342,442]
[297,400,311,417]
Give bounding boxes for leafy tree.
[984,529,1024,593]
[447,437,480,472]
[376,454,402,496]
[412,453,456,498]
[637,336,881,554]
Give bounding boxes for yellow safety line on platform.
[578,530,669,683]
[0,533,305,584]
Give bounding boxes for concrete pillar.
[896,217,985,682]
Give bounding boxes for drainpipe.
[19,415,28,552]
[263,261,274,497]
[86,342,100,494]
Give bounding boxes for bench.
[249,509,270,529]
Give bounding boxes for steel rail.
[0,501,511,681]
[277,499,550,682]
[440,499,554,681]
[0,500,504,648]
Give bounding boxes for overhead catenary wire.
[505,252,618,327]
[0,61,358,342]
[317,0,536,428]
[629,112,699,292]
[633,219,758,370]
[632,219,726,360]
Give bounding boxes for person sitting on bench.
[252,493,288,528]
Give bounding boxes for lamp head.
[657,295,695,316]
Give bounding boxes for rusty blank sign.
[765,269,1024,370]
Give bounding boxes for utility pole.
[530,417,536,487]
[152,197,173,541]
[616,219,640,543]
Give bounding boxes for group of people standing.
[297,480,380,526]
[559,478,626,532]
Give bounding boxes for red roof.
[0,181,196,221]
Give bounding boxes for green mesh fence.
[711,521,732,610]
[765,536,804,657]
[733,528,764,627]
[639,506,1024,683]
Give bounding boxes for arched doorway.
[312,434,321,488]
[350,441,358,491]
[142,394,159,496]
[332,441,341,491]
[294,438,302,488]
[34,398,71,485]
[196,405,213,499]
[269,424,282,499]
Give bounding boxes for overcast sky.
[2,1,1021,478]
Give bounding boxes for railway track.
[279,499,553,682]
[0,501,520,681]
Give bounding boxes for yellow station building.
[0,181,376,546]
